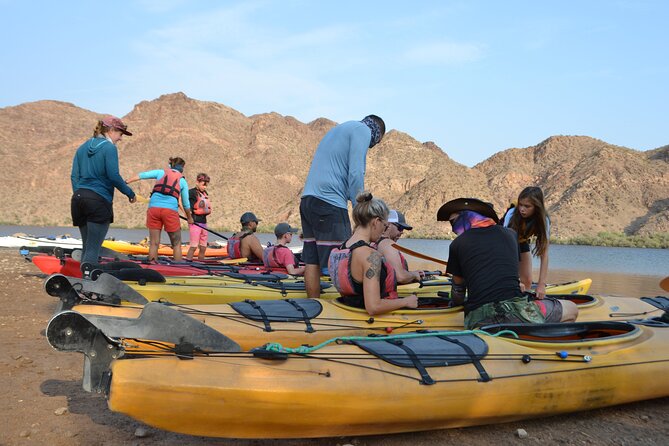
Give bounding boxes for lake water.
[2,225,667,297]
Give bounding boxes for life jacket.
[152,169,183,199]
[328,240,398,300]
[373,237,409,271]
[192,189,212,216]
[227,230,252,259]
[262,244,295,268]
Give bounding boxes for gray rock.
[516,428,528,439]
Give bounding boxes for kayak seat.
[336,296,452,310]
[353,332,489,384]
[481,321,637,342]
[640,296,669,311]
[231,299,323,332]
[106,268,167,283]
[231,298,323,322]
[543,294,596,305]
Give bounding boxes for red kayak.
[28,254,291,278]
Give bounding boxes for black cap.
[274,223,298,238]
[240,212,261,225]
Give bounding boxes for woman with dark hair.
[328,191,418,316]
[71,116,136,268]
[126,157,193,261]
[503,186,551,299]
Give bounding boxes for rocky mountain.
[1,93,666,239]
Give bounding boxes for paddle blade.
[135,194,149,203]
[660,276,669,292]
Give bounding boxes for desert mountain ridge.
[1,92,667,239]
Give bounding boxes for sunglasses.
[391,223,404,231]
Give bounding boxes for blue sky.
[2,0,667,166]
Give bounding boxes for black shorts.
[299,196,352,270]
[71,189,114,226]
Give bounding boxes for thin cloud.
[402,41,485,65]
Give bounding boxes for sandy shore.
[1,248,667,445]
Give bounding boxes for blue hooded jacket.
[71,137,135,202]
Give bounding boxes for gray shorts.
[299,196,352,272]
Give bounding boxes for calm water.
[2,225,667,297]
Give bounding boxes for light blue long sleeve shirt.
[139,169,190,212]
[301,121,372,209]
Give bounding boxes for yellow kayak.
[49,312,669,438]
[69,286,667,351]
[121,277,592,305]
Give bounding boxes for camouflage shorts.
[465,296,547,330]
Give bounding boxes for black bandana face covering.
[361,116,382,148]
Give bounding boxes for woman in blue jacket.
[71,116,136,267]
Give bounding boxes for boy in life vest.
[186,173,212,261]
[263,223,305,275]
[374,210,424,284]
[227,212,264,262]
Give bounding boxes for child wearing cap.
[186,173,212,261]
[227,212,264,262]
[263,223,305,275]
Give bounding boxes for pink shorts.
[189,223,208,247]
[146,207,181,233]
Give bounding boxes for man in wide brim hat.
[437,198,499,223]
[438,196,577,330]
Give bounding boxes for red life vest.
[193,190,212,216]
[227,230,252,259]
[152,169,183,199]
[262,244,295,268]
[328,240,398,300]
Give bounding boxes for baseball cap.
[274,222,298,238]
[388,210,413,230]
[240,212,261,224]
[102,116,132,136]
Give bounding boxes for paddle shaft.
[179,215,228,240]
[391,243,448,266]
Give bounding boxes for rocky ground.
[1,248,667,445]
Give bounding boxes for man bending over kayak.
[439,198,578,329]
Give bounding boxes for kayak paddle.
[391,243,448,266]
[179,215,229,240]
